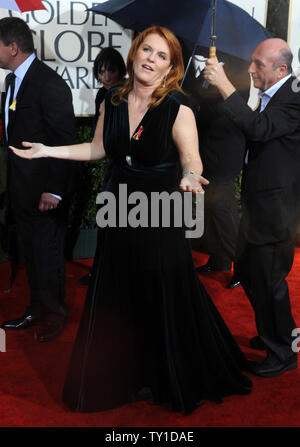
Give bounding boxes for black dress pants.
[235,229,296,362]
[201,180,239,269]
[14,205,68,322]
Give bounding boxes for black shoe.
[78,272,92,285]
[250,336,266,350]
[250,353,297,378]
[197,262,231,273]
[227,277,241,288]
[1,313,41,330]
[35,319,65,342]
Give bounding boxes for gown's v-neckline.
[126,99,151,141]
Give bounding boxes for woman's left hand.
[179,173,209,194]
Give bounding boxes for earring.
[163,76,167,88]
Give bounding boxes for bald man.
[204,38,300,377]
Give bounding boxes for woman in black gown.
[10,26,252,414]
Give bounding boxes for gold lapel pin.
[9,99,17,111]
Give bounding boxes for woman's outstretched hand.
[180,173,209,194]
[9,142,47,159]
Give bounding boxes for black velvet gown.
[62,90,252,414]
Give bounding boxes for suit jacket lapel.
[6,58,39,140]
[14,57,39,104]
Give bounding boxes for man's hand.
[39,193,60,212]
[203,57,236,99]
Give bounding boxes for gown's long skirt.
[63,164,252,414]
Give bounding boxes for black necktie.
[7,73,16,137]
[8,73,16,107]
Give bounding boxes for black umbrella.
[89,0,271,61]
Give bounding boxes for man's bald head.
[249,38,293,91]
[257,38,292,71]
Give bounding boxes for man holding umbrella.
[188,51,249,286]
[204,38,300,377]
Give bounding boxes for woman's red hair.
[112,26,185,108]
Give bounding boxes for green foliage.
[79,158,108,229]
[77,123,93,143]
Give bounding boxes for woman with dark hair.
[10,26,252,414]
[79,47,126,285]
[91,47,126,136]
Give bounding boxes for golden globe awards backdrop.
[0,1,132,116]
[228,0,268,25]
[288,0,300,73]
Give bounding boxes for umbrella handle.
[209,46,216,58]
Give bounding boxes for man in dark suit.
[181,50,248,288]
[204,38,300,377]
[193,58,249,286]
[0,17,76,341]
[196,109,245,271]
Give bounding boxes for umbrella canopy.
[89,0,271,61]
[0,0,46,13]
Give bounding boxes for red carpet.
[0,249,300,427]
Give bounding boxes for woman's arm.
[10,103,106,162]
[172,104,209,193]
